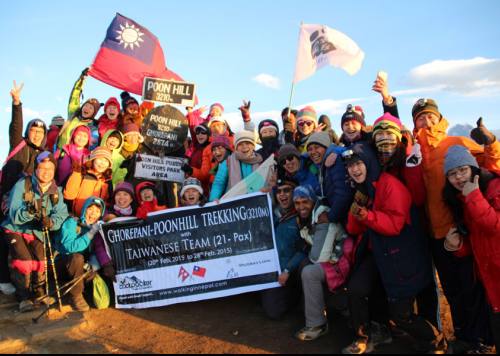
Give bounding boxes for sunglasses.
[298,121,314,127]
[281,154,298,165]
[195,128,208,135]
[277,187,293,194]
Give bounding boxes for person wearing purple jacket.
[55,125,91,186]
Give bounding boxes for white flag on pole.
[293,24,365,83]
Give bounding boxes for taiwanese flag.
[192,266,207,278]
[88,13,184,96]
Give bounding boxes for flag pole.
[287,21,303,118]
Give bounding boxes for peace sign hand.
[10,80,24,105]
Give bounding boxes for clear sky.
[1,0,500,159]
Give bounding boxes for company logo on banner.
[119,276,153,291]
[101,193,281,309]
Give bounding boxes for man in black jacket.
[0,81,47,295]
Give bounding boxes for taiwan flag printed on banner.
[88,13,184,96]
[192,266,207,278]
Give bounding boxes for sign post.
[142,77,196,107]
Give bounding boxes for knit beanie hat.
[82,98,102,117]
[444,145,479,175]
[341,104,366,127]
[210,103,224,115]
[113,182,135,199]
[293,185,317,203]
[234,130,257,147]
[50,115,65,127]
[372,113,403,141]
[180,177,204,197]
[277,144,301,164]
[89,147,113,167]
[211,135,232,151]
[306,132,332,149]
[297,106,318,126]
[412,98,440,122]
[34,151,57,170]
[207,116,227,128]
[104,97,121,112]
[258,119,279,136]
[194,123,210,135]
[120,91,139,110]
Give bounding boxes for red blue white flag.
[89,13,184,95]
[192,266,207,278]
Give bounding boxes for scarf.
[113,204,133,217]
[227,152,263,190]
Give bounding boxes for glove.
[40,216,54,230]
[87,222,102,240]
[406,143,423,167]
[181,163,194,176]
[238,100,251,122]
[350,202,368,221]
[81,67,89,77]
[101,263,116,282]
[470,117,496,145]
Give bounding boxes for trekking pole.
[32,269,92,324]
[42,224,50,317]
[43,227,63,312]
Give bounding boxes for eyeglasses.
[280,155,298,165]
[277,187,293,194]
[298,121,314,127]
[447,166,471,179]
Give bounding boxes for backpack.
[93,274,110,309]
[321,236,355,293]
[0,140,27,184]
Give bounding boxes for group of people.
[0,70,498,354]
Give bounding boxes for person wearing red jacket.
[342,144,442,354]
[443,145,500,353]
[135,182,167,219]
[97,97,121,140]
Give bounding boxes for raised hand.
[10,80,24,105]
[372,71,392,104]
[462,175,480,197]
[238,100,251,121]
[470,117,496,146]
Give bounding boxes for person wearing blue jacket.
[1,151,68,312]
[261,178,307,320]
[308,132,354,224]
[55,197,109,312]
[277,144,319,193]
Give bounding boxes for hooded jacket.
[2,175,68,242]
[0,103,47,213]
[346,145,431,300]
[55,126,91,186]
[56,197,111,267]
[455,177,500,312]
[415,117,500,238]
[100,129,126,188]
[135,182,167,219]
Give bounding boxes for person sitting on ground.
[179,177,207,207]
[261,179,307,320]
[135,182,167,219]
[55,197,115,312]
[293,185,354,342]
[1,151,69,312]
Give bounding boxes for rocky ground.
[0,285,455,354]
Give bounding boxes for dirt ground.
[0,284,454,354]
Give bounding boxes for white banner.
[134,154,186,183]
[101,193,281,309]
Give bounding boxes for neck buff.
[114,204,133,216]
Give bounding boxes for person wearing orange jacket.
[412,98,500,352]
[443,145,500,353]
[63,147,113,217]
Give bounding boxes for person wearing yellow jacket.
[412,98,500,352]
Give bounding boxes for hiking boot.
[70,294,90,312]
[294,323,328,341]
[342,338,374,354]
[0,282,16,296]
[466,342,496,354]
[19,299,35,313]
[370,321,392,347]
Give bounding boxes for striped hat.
[372,113,403,141]
[297,106,318,126]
